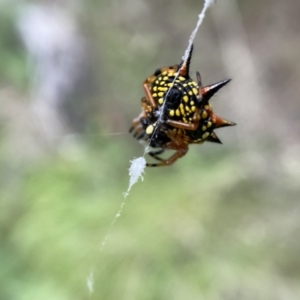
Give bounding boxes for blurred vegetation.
[0,0,300,299]
[0,6,29,89]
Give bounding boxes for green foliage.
[1,139,300,299]
[0,5,29,89]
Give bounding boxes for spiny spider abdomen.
[130,45,235,167]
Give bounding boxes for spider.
[130,45,235,167]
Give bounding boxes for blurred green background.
[1,0,300,299]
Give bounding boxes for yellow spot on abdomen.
[152,86,157,92]
[146,125,154,135]
[158,92,164,97]
[192,88,198,95]
[207,121,212,128]
[152,93,157,97]
[169,110,175,117]
[202,132,210,139]
[191,106,196,112]
[176,109,180,116]
[202,111,208,119]
[183,95,189,103]
[180,103,185,115]
[158,87,168,92]
[158,98,164,104]
[202,126,207,131]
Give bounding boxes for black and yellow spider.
[130,45,235,167]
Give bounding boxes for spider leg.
[133,126,144,139]
[129,117,142,133]
[141,97,153,114]
[129,115,148,140]
[146,141,188,167]
[136,131,146,140]
[143,83,157,109]
[166,119,199,131]
[166,108,200,131]
[148,149,165,162]
[129,96,154,134]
